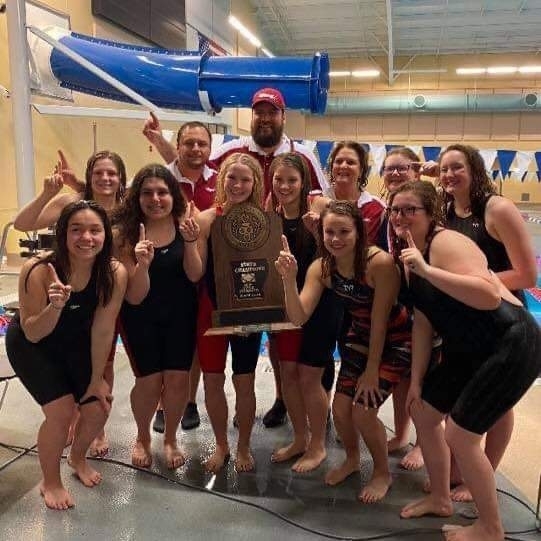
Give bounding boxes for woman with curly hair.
[113,164,198,470]
[438,144,537,502]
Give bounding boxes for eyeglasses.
[382,164,414,175]
[387,206,425,217]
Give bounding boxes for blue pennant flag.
[492,170,500,181]
[422,146,441,163]
[496,150,516,179]
[315,141,335,170]
[535,152,541,176]
[223,134,239,143]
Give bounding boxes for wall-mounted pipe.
[326,92,541,115]
[31,27,329,114]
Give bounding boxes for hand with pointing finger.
[134,223,154,268]
[399,230,428,277]
[274,234,298,280]
[47,263,72,311]
[179,201,200,243]
[57,150,83,192]
[142,111,163,145]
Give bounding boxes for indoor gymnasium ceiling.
[249,0,541,81]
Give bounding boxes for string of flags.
[207,134,541,182]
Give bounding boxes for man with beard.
[142,88,330,429]
[143,120,217,434]
[210,88,328,197]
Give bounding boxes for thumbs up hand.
[134,223,154,268]
[47,263,72,311]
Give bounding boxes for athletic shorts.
[6,319,92,406]
[196,289,261,375]
[422,307,541,434]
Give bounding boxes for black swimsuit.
[410,231,541,434]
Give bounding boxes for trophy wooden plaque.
[207,202,296,335]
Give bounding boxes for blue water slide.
[48,32,329,114]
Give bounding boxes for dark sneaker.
[152,409,165,434]
[262,399,287,428]
[181,402,200,430]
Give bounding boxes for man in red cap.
[142,87,330,429]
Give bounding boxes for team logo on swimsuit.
[221,203,270,251]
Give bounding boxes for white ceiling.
[250,0,541,81]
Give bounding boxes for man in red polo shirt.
[143,119,217,432]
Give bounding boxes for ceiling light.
[456,68,486,75]
[351,69,380,78]
[518,66,541,74]
[487,66,517,74]
[329,71,351,77]
[228,15,261,48]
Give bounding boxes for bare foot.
[444,521,504,541]
[451,483,473,503]
[39,482,75,510]
[399,445,424,470]
[324,457,360,486]
[387,436,409,453]
[204,445,230,473]
[164,441,186,469]
[424,477,463,494]
[131,440,152,468]
[270,441,306,463]
[400,495,454,519]
[357,472,392,504]
[235,447,255,472]
[68,456,102,487]
[292,447,326,473]
[89,431,109,458]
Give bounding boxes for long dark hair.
[83,150,127,203]
[269,152,313,257]
[318,200,367,281]
[439,144,497,220]
[26,200,115,305]
[113,164,187,254]
[388,181,443,261]
[328,141,370,191]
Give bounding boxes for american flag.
[198,32,228,57]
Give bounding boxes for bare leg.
[293,364,327,473]
[162,370,189,468]
[203,372,230,473]
[233,372,256,472]
[89,360,113,458]
[38,395,76,510]
[443,418,504,541]
[130,373,162,468]
[325,393,360,485]
[268,335,282,401]
[271,362,308,463]
[400,400,453,519]
[388,377,424,470]
[188,352,201,404]
[352,406,392,503]
[69,400,108,487]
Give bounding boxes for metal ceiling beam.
[385,0,394,84]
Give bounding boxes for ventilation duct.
[326,92,541,115]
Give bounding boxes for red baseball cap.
[252,88,286,110]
